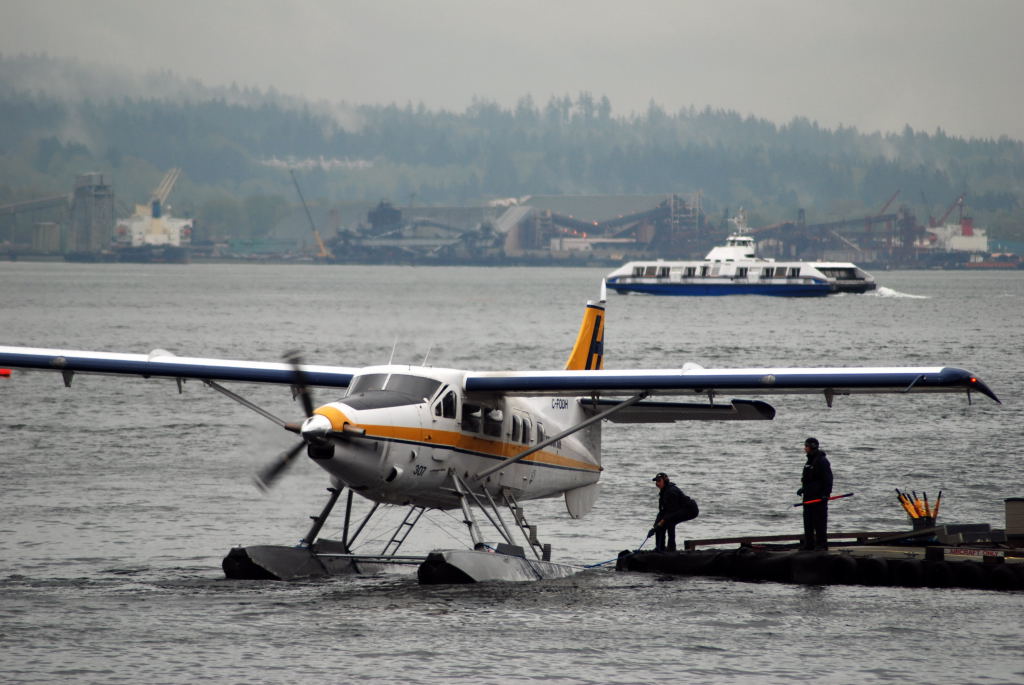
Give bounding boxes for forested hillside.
[2,54,1022,243]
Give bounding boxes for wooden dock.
[618,526,1024,591]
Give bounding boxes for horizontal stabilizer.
[581,398,775,422]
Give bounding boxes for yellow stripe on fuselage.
[363,424,600,473]
[315,404,599,473]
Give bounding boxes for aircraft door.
[428,386,459,463]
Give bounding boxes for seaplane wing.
[0,346,359,389]
[0,348,999,407]
[463,365,1000,403]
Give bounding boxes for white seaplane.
[0,285,999,583]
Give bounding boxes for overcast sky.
[4,0,1023,140]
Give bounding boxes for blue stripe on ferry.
[607,282,832,297]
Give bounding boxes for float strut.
[300,486,343,548]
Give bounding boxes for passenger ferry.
[606,234,877,297]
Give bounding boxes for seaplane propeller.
[254,351,340,491]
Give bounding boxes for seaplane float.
[0,284,998,583]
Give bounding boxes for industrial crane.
[934,194,965,227]
[148,168,181,218]
[875,189,900,216]
[289,169,335,261]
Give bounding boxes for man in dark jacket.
[649,472,699,552]
[798,437,833,550]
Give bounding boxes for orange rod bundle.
[895,488,918,518]
[912,491,925,518]
[895,488,940,521]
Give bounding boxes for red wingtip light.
[0,369,11,377]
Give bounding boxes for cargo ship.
[112,168,192,263]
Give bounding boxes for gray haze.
[4,0,1024,140]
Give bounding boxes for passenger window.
[684,266,696,277]
[762,267,774,278]
[788,267,801,278]
[736,267,748,278]
[657,266,669,278]
[536,422,545,444]
[522,418,532,444]
[461,403,482,432]
[700,265,709,277]
[483,409,503,437]
[511,415,521,443]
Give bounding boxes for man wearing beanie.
[797,437,833,550]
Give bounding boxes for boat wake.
[870,286,928,299]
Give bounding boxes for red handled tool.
[793,492,854,507]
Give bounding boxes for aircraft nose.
[300,413,333,441]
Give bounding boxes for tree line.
[1,56,1022,243]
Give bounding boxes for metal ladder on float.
[380,506,426,557]
[501,489,551,561]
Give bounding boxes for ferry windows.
[735,267,748,279]
[683,266,696,278]
[632,265,644,277]
[819,267,856,280]
[762,267,775,279]
[788,267,801,278]
[643,265,659,277]
[699,265,709,277]
[657,266,669,278]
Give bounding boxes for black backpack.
[679,494,699,522]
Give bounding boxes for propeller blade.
[285,350,315,418]
[254,441,305,492]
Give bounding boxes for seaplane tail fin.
[564,300,605,371]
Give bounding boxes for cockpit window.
[343,373,442,410]
[347,373,389,395]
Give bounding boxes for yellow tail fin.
[565,300,605,370]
